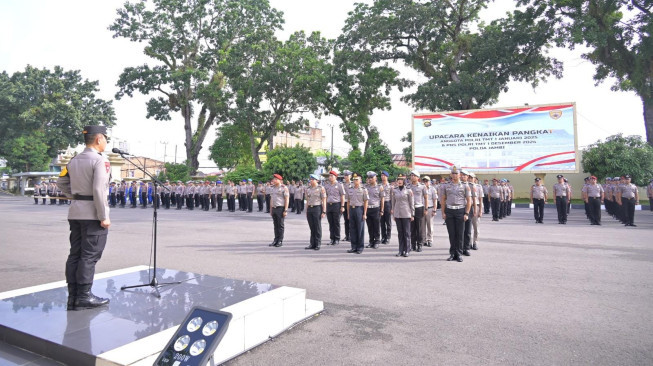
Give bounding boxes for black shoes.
[416,245,422,252]
[74,284,109,310]
[463,250,471,256]
[305,246,314,250]
[456,257,463,262]
[447,255,455,261]
[269,240,278,247]
[274,241,283,247]
[472,244,478,250]
[347,249,356,253]
[67,283,77,311]
[382,238,388,244]
[356,250,363,254]
[343,236,350,242]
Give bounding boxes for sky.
[0,0,646,171]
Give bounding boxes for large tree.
[209,122,253,169]
[110,0,284,174]
[222,31,330,169]
[263,145,317,182]
[582,134,653,186]
[0,65,115,172]
[518,0,653,144]
[341,0,562,112]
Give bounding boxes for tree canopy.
[209,123,253,170]
[582,134,653,186]
[0,65,115,172]
[263,145,317,182]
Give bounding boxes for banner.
[412,103,578,173]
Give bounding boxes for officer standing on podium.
[57,125,111,310]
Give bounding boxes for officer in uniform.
[617,174,639,226]
[346,173,369,254]
[288,180,296,213]
[647,178,653,212]
[129,181,137,208]
[342,170,353,241]
[380,171,392,244]
[187,181,195,210]
[295,181,304,214]
[48,181,57,205]
[482,179,490,214]
[246,179,254,213]
[440,166,471,262]
[175,181,184,209]
[460,170,476,256]
[603,178,613,217]
[109,182,117,207]
[324,170,345,245]
[265,181,272,213]
[117,180,126,207]
[470,174,483,250]
[56,125,111,310]
[423,175,438,247]
[391,174,414,257]
[553,175,571,224]
[163,180,172,209]
[408,170,427,252]
[227,181,236,212]
[530,177,548,223]
[268,174,289,247]
[583,176,604,225]
[488,179,501,221]
[33,182,41,204]
[140,182,148,209]
[364,171,384,249]
[216,180,224,211]
[257,181,265,212]
[305,174,326,250]
[39,182,48,204]
[506,180,514,216]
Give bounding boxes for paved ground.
[1,195,652,365]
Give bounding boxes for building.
[121,156,164,180]
[274,127,325,153]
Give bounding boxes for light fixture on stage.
[155,307,232,366]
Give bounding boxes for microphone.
[112,147,130,155]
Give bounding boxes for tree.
[0,65,115,171]
[110,0,284,174]
[223,165,267,183]
[209,123,253,169]
[160,162,191,183]
[517,0,653,144]
[342,0,562,112]
[347,136,406,177]
[263,145,317,182]
[400,132,412,165]
[223,31,330,169]
[582,134,653,186]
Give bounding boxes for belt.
[73,194,93,201]
[415,205,424,208]
[308,204,322,208]
[368,205,379,208]
[446,205,464,209]
[556,196,567,198]
[273,206,285,209]
[350,205,362,208]
[589,196,600,199]
[327,202,339,205]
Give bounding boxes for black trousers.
[381,201,392,240]
[507,200,512,215]
[265,195,271,212]
[289,194,295,211]
[217,194,223,211]
[588,197,601,224]
[210,194,216,209]
[307,205,322,248]
[170,192,176,206]
[239,193,247,210]
[343,203,350,238]
[410,206,424,248]
[271,207,285,242]
[326,202,341,241]
[141,192,147,207]
[445,208,465,258]
[366,207,381,244]
[622,198,636,225]
[500,200,506,218]
[176,194,183,209]
[66,220,108,285]
[556,196,568,223]
[533,198,544,222]
[395,217,411,254]
[491,198,500,220]
[109,193,116,207]
[247,193,253,212]
[187,194,194,210]
[463,206,474,250]
[349,206,364,251]
[130,192,137,207]
[195,193,201,207]
[164,193,171,209]
[257,194,264,211]
[483,195,490,214]
[203,194,210,211]
[227,195,235,211]
[649,197,652,212]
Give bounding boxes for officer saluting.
[56,125,111,310]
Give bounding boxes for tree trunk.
[644,96,653,146]
[247,125,262,170]
[183,104,195,174]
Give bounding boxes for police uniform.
[647,179,653,212]
[408,170,427,252]
[109,182,117,207]
[471,175,483,250]
[294,183,304,214]
[305,175,326,250]
[488,180,501,221]
[176,181,184,209]
[380,171,393,243]
[423,177,438,247]
[216,181,224,211]
[582,177,604,225]
[441,166,471,262]
[482,181,490,214]
[265,182,271,213]
[617,175,639,226]
[553,176,571,224]
[246,180,255,212]
[530,178,548,223]
[461,170,475,255]
[364,172,384,248]
[56,125,110,310]
[324,171,345,245]
[342,170,353,241]
[39,183,48,204]
[268,174,289,247]
[256,182,265,211]
[391,174,414,257]
[346,174,369,254]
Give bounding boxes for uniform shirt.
[289,185,296,195]
[324,181,345,203]
[474,183,484,205]
[553,183,570,197]
[619,183,638,199]
[269,184,289,207]
[391,186,414,218]
[425,185,438,207]
[257,184,264,195]
[582,184,604,198]
[443,182,471,206]
[346,185,369,207]
[342,180,353,202]
[409,182,426,207]
[531,185,548,199]
[246,184,254,193]
[381,182,392,201]
[488,185,501,199]
[466,182,477,203]
[305,185,326,206]
[365,183,383,207]
[56,147,110,221]
[482,184,490,196]
[295,185,304,198]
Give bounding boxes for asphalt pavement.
[1,195,652,365]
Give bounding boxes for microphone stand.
[116,151,181,298]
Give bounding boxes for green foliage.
[111,0,284,173]
[401,132,412,165]
[517,0,653,143]
[263,145,317,182]
[209,123,253,169]
[341,0,562,111]
[0,65,115,171]
[346,137,406,177]
[223,165,268,184]
[581,134,653,186]
[314,149,342,171]
[161,162,191,183]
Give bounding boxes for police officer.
[380,171,392,244]
[440,166,471,263]
[346,173,368,254]
[488,179,501,221]
[365,171,384,249]
[163,180,172,209]
[647,178,653,212]
[56,125,111,310]
[391,174,414,257]
[39,181,48,205]
[265,181,272,213]
[506,180,514,216]
[117,180,126,207]
[470,174,483,250]
[460,170,476,256]
[33,182,41,204]
[553,175,571,224]
[140,182,148,209]
[109,182,117,207]
[408,170,427,252]
[129,182,137,208]
[246,179,254,213]
[175,181,184,209]
[216,180,224,212]
[268,174,289,247]
[48,181,57,205]
[617,174,639,226]
[305,174,326,250]
[324,170,345,245]
[423,176,438,247]
[530,177,548,223]
[186,181,195,210]
[342,170,353,241]
[294,181,304,214]
[288,180,296,213]
[257,181,265,212]
[482,179,490,214]
[583,176,604,225]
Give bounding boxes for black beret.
[83,125,107,136]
